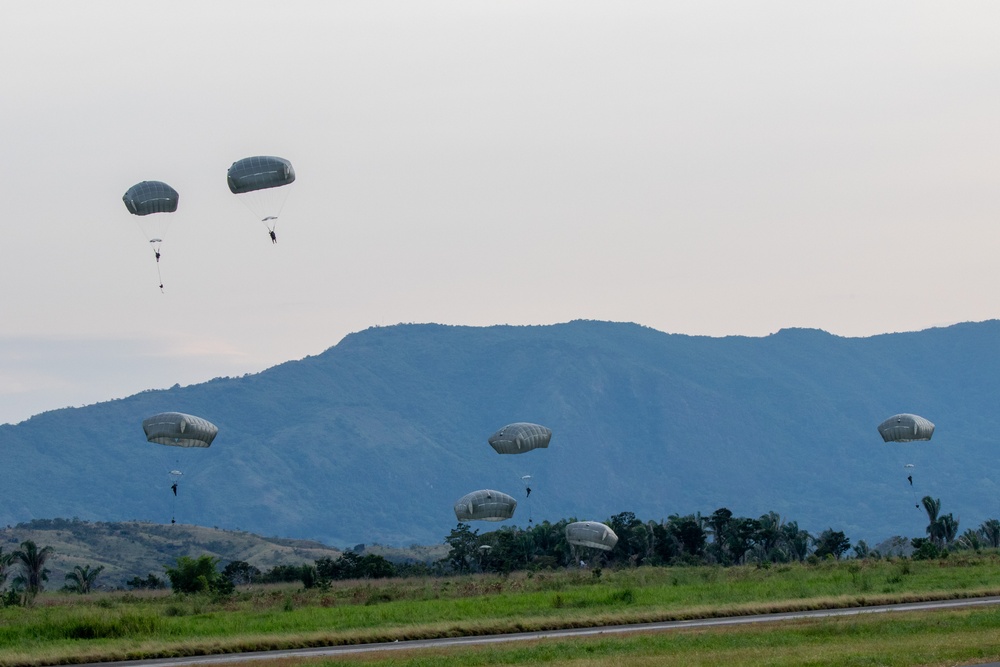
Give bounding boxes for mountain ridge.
[2,319,999,548]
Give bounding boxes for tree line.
[1,496,993,600]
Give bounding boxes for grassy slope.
[0,521,351,588]
[4,555,1000,666]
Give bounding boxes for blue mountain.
[1,320,997,548]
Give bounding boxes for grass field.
[4,555,1000,666]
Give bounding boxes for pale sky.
[2,2,999,425]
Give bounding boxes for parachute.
[565,521,618,551]
[877,414,935,442]
[878,414,934,510]
[488,423,552,455]
[123,181,179,216]
[123,180,179,291]
[454,489,517,522]
[142,412,218,448]
[227,156,295,240]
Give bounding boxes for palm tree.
[980,519,1000,549]
[12,540,53,603]
[921,496,942,546]
[64,565,104,594]
[0,547,13,586]
[937,514,960,546]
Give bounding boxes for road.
[83,596,1000,667]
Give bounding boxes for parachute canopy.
[454,489,517,522]
[227,156,295,194]
[877,414,935,443]
[566,521,618,551]
[123,181,179,216]
[142,412,218,448]
[488,422,552,455]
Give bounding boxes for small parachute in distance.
[488,423,552,455]
[877,414,935,442]
[142,412,218,448]
[565,521,618,551]
[453,489,517,522]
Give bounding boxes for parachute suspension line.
[518,473,534,525]
[151,243,165,292]
[169,459,181,525]
[234,186,291,234]
[904,464,920,511]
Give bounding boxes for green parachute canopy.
[123,181,179,216]
[142,412,218,448]
[227,156,295,194]
[877,414,935,443]
[488,422,552,455]
[566,521,618,551]
[453,489,517,522]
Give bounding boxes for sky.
[2,2,999,425]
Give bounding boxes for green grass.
[4,555,1000,666]
[255,607,1000,667]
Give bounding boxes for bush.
[164,555,231,595]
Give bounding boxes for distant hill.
[2,320,1000,548]
[0,519,348,588]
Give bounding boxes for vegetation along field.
[2,499,1000,666]
[4,553,1000,666]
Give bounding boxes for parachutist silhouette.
[154,250,161,262]
[907,475,913,486]
[171,483,178,496]
[269,229,277,244]
[526,487,531,497]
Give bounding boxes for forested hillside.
[2,320,999,548]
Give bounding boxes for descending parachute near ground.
[878,414,934,510]
[122,180,179,291]
[488,423,552,455]
[142,412,217,523]
[565,521,618,551]
[454,490,517,522]
[142,412,219,448]
[877,414,935,442]
[227,156,295,242]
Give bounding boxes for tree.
[63,564,104,594]
[754,512,783,562]
[921,496,942,546]
[12,540,53,603]
[726,518,761,565]
[315,553,396,581]
[955,528,984,551]
[921,497,958,548]
[126,573,166,590]
[164,555,233,595]
[980,519,1000,549]
[608,512,647,565]
[813,529,850,560]
[222,560,261,586]
[0,547,13,589]
[781,521,811,562]
[706,508,734,565]
[665,514,706,563]
[443,523,479,574]
[937,513,959,547]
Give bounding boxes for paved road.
[83,596,1000,667]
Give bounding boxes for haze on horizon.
[3,1,999,425]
